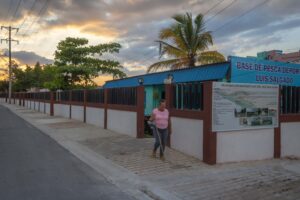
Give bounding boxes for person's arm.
[149,112,155,122]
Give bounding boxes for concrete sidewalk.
[3,103,300,200]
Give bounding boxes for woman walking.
[149,99,171,160]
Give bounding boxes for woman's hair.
[159,99,166,104]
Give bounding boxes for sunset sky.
[0,0,300,85]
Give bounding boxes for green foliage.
[0,80,8,92]
[54,37,126,89]
[148,12,226,72]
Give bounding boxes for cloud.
[3,50,53,66]
[1,0,300,76]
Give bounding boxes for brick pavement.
[6,104,300,200]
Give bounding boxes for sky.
[0,0,300,85]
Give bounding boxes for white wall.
[54,104,70,118]
[71,105,84,121]
[30,101,34,110]
[45,103,51,114]
[40,102,45,113]
[107,109,137,137]
[86,107,104,128]
[217,129,274,163]
[281,122,300,157]
[34,102,39,111]
[54,104,61,116]
[171,117,203,160]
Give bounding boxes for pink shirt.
[153,108,169,129]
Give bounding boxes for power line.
[204,0,227,15]
[213,0,271,33]
[205,0,238,24]
[10,0,23,24]
[20,0,50,37]
[17,0,38,31]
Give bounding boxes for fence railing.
[171,82,204,111]
[280,86,300,114]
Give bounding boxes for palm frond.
[198,51,226,64]
[147,59,181,73]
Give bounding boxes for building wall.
[217,129,274,163]
[71,105,84,121]
[86,107,105,128]
[171,117,203,159]
[281,122,300,157]
[107,109,137,137]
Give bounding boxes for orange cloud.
[93,74,113,86]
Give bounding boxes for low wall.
[217,129,274,163]
[54,103,70,118]
[71,105,84,121]
[171,117,203,160]
[40,102,45,113]
[45,103,51,114]
[86,107,105,128]
[30,101,34,109]
[281,122,300,157]
[107,109,137,137]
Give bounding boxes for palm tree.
[147,12,225,72]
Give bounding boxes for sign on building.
[212,82,279,132]
[230,56,300,86]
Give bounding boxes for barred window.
[71,90,84,102]
[86,89,104,104]
[281,86,300,114]
[44,92,51,100]
[172,82,203,110]
[59,91,70,102]
[107,87,137,106]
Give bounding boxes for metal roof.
[104,62,230,88]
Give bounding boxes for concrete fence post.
[104,89,108,129]
[137,86,145,138]
[83,90,87,123]
[165,84,172,146]
[202,81,217,165]
[274,86,281,158]
[69,90,72,119]
[50,92,54,116]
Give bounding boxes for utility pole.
[1,26,19,104]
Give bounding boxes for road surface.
[0,105,135,200]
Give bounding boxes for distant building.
[256,50,300,63]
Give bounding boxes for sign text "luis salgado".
[230,56,300,86]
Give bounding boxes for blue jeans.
[153,128,168,156]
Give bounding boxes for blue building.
[104,56,300,115]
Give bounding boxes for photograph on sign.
[212,82,279,132]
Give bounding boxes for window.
[280,86,300,114]
[107,87,137,106]
[86,89,104,104]
[172,82,203,110]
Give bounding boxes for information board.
[212,82,279,132]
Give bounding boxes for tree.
[0,80,8,92]
[54,37,126,89]
[147,12,225,72]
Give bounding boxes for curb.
[2,103,182,200]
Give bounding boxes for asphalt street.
[0,105,135,200]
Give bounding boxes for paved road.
[0,105,135,200]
